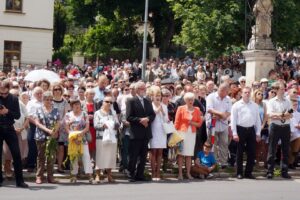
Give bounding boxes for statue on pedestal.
[247,0,274,50]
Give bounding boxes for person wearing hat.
[191,142,216,179]
[238,76,246,89]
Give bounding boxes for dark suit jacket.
[126,96,155,140]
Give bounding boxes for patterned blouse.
[34,107,60,141]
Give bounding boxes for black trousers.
[236,126,256,176]
[128,138,149,179]
[267,123,290,174]
[27,123,37,169]
[0,125,24,185]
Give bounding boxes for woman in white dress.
[94,96,119,183]
[174,92,203,180]
[150,87,169,181]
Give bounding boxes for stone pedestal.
[242,50,277,85]
[73,52,84,67]
[149,47,159,61]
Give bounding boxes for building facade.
[0,0,54,72]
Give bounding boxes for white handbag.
[162,121,176,135]
[102,120,117,144]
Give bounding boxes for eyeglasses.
[162,95,170,97]
[63,95,70,98]
[240,81,246,83]
[53,88,61,91]
[104,101,112,104]
[86,85,94,88]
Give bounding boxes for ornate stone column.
[242,0,276,84]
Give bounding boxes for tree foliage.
[167,0,300,59]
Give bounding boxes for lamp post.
[141,0,149,81]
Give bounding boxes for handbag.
[162,121,176,135]
[168,131,184,148]
[102,120,117,144]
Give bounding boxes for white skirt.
[95,139,117,169]
[178,127,196,156]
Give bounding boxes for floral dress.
[64,111,89,143]
[34,107,60,142]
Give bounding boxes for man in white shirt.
[288,99,300,169]
[26,87,43,172]
[267,82,292,179]
[231,87,261,179]
[206,83,232,167]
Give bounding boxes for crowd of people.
[1,51,300,188]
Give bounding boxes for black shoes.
[237,174,243,179]
[244,174,256,179]
[16,182,29,188]
[266,173,273,179]
[281,173,291,179]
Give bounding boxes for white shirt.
[26,98,42,117]
[206,92,232,132]
[267,96,291,125]
[14,101,28,140]
[290,111,300,141]
[230,99,261,136]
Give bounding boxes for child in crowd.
[191,142,216,179]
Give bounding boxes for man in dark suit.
[126,81,155,181]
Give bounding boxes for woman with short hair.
[34,91,60,184]
[174,92,203,180]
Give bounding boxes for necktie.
[140,98,144,109]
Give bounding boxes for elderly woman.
[52,83,69,173]
[34,91,60,184]
[65,99,93,183]
[174,92,203,180]
[150,87,169,181]
[94,96,119,183]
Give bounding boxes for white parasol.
[24,69,60,83]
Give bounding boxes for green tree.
[53,1,68,51]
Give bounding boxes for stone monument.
[243,0,277,84]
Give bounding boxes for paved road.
[1,178,299,200]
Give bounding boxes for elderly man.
[94,74,108,102]
[0,80,28,188]
[206,83,232,168]
[26,86,43,172]
[126,81,155,182]
[231,87,261,179]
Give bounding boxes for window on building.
[3,41,21,72]
[6,0,22,12]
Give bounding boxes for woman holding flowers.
[65,99,93,183]
[34,91,60,184]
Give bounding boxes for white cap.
[260,78,268,83]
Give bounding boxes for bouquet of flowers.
[45,121,59,161]
[67,131,83,164]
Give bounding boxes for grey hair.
[43,91,53,99]
[134,81,145,90]
[33,86,43,95]
[183,92,195,102]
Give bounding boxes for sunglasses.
[240,81,246,83]
[162,95,170,97]
[257,93,263,96]
[104,101,112,104]
[270,91,277,95]
[293,91,298,94]
[0,92,9,96]
[63,95,70,98]
[124,88,130,91]
[53,88,61,91]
